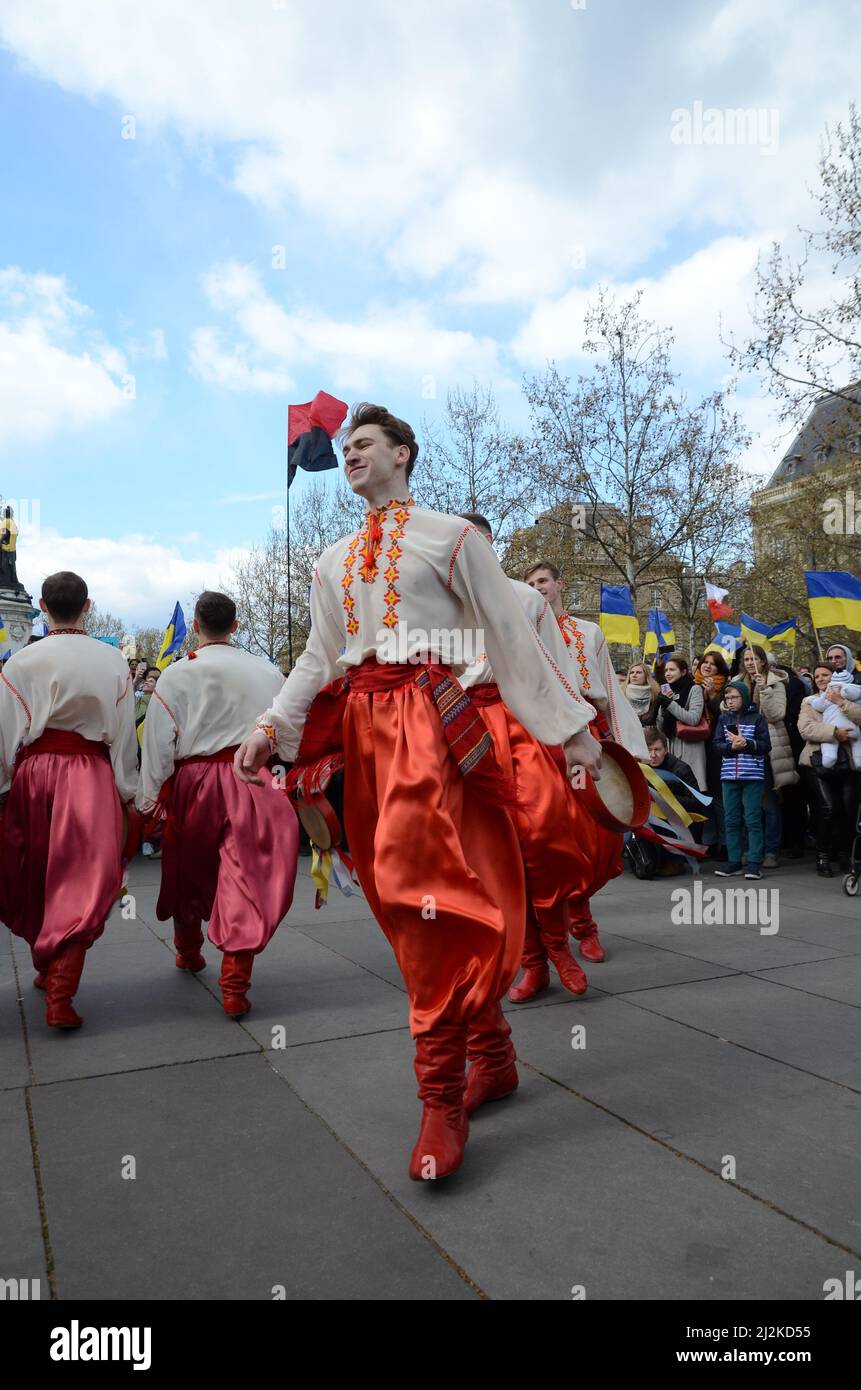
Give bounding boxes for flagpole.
[286,460,294,670]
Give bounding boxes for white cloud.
[191,260,504,395]
[18,527,248,629]
[511,235,768,373]
[1,0,856,311]
[190,326,294,394]
[0,267,130,446]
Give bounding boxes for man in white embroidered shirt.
[234,402,601,1183]
[0,571,138,1030]
[137,591,298,1017]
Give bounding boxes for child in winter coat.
[713,679,772,880]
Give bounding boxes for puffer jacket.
[753,669,799,788]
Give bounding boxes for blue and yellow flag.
[599,583,639,646]
[156,602,187,671]
[740,612,774,649]
[767,618,797,648]
[643,609,675,659]
[704,621,743,658]
[805,571,861,633]
[0,612,7,648]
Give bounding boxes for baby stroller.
[844,790,861,897]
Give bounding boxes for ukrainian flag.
[643,609,676,659]
[740,612,774,649]
[156,602,187,671]
[599,583,639,646]
[805,571,861,633]
[0,612,7,647]
[704,621,743,658]
[767,617,797,648]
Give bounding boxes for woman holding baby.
[798,662,861,875]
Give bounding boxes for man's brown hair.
[194,590,236,638]
[42,571,88,622]
[342,402,419,484]
[524,560,560,582]
[458,512,492,536]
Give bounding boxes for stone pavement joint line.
[290,923,408,994]
[10,946,58,1300]
[520,1059,861,1261]
[260,1053,489,1300]
[615,989,861,1098]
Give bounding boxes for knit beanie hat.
[724,679,752,707]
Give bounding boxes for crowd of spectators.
[623,642,861,879]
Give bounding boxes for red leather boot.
[508,910,550,1002]
[409,1023,469,1181]
[464,1002,518,1116]
[566,898,606,963]
[219,951,254,1017]
[538,908,588,995]
[45,942,88,1029]
[174,918,206,973]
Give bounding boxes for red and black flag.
[288,390,349,488]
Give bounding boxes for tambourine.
[577,740,650,833]
[288,754,348,853]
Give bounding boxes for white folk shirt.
[256,502,597,761]
[0,633,138,800]
[460,579,591,715]
[558,613,648,759]
[137,643,285,813]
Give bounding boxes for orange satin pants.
[477,701,617,934]
[342,683,525,1037]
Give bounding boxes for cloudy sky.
[0,0,857,628]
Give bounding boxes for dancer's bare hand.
[564,729,602,782]
[234,731,272,784]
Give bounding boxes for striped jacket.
[713,709,771,781]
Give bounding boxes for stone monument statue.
[1,506,26,595]
[0,503,38,657]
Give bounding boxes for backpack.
[623,834,658,880]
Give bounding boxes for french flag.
[705,581,733,622]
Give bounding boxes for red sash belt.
[175,745,239,768]
[149,745,241,842]
[466,682,501,707]
[286,657,515,807]
[17,729,110,764]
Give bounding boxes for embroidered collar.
[47,628,88,636]
[356,497,415,585]
[188,641,232,660]
[365,496,415,517]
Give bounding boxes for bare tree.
[84,605,125,642]
[228,477,361,668]
[414,383,535,541]
[525,291,751,613]
[132,627,162,664]
[726,103,861,439]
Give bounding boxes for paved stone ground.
[2,854,859,1301]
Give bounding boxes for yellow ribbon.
[310,845,333,904]
[640,762,694,828]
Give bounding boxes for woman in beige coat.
[798,662,861,875]
[735,646,799,867]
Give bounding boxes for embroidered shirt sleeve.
[448,528,596,744]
